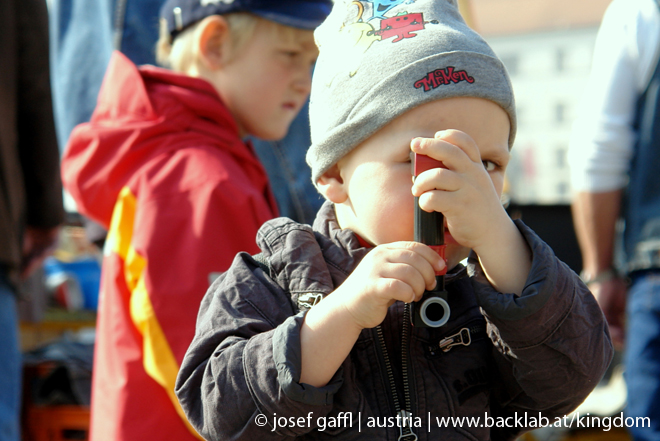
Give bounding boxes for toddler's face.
[219,21,318,140]
[329,97,510,269]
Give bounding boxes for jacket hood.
[61,51,256,227]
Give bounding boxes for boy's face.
[218,21,318,140]
[325,97,510,268]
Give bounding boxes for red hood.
[61,51,258,227]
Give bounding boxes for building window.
[555,103,566,124]
[557,181,569,197]
[556,147,567,168]
[556,48,566,72]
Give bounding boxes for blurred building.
[470,0,611,205]
[465,0,612,272]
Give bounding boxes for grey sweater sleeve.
[175,253,343,441]
[469,220,613,427]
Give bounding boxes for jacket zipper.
[400,303,417,441]
[375,304,418,441]
[428,322,485,355]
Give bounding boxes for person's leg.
[0,269,20,441]
[625,272,660,441]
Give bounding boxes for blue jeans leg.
[625,272,660,441]
[0,275,20,441]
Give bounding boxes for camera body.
[410,153,450,328]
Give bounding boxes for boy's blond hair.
[156,13,316,74]
[156,13,258,73]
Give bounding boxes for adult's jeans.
[625,271,660,441]
[49,0,165,152]
[0,269,20,441]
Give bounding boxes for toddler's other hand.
[335,242,444,329]
[410,130,510,252]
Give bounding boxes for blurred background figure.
[466,1,630,440]
[49,0,164,151]
[463,0,613,278]
[49,0,167,246]
[60,1,331,438]
[569,0,660,440]
[49,0,323,230]
[0,0,64,439]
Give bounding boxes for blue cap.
[160,0,332,40]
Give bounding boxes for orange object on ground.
[26,405,90,441]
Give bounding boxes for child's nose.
[293,69,313,95]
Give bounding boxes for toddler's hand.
[410,130,510,253]
[335,242,444,329]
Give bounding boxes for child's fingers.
[375,278,417,304]
[380,262,428,300]
[434,130,481,164]
[384,242,445,287]
[411,137,464,170]
[411,166,461,197]
[410,130,480,173]
[416,189,452,215]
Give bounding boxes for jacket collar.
[313,201,468,285]
[258,201,466,296]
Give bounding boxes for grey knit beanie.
[306,0,516,183]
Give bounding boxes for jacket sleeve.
[17,0,64,229]
[175,253,344,441]
[468,220,613,432]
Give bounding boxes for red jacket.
[61,52,278,441]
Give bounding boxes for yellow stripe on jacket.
[106,186,203,440]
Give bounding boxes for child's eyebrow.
[483,147,510,164]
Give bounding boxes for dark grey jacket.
[176,202,612,441]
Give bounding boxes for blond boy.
[175,1,612,440]
[61,1,330,440]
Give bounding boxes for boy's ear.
[196,15,231,70]
[316,164,348,203]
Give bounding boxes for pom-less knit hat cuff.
[308,52,515,182]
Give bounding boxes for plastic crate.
[25,405,90,441]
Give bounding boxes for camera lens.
[420,297,450,327]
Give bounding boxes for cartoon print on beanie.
[365,0,414,21]
[324,0,437,80]
[347,2,381,53]
[323,2,380,79]
[359,0,438,45]
[371,11,438,43]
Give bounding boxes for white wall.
[484,27,597,204]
